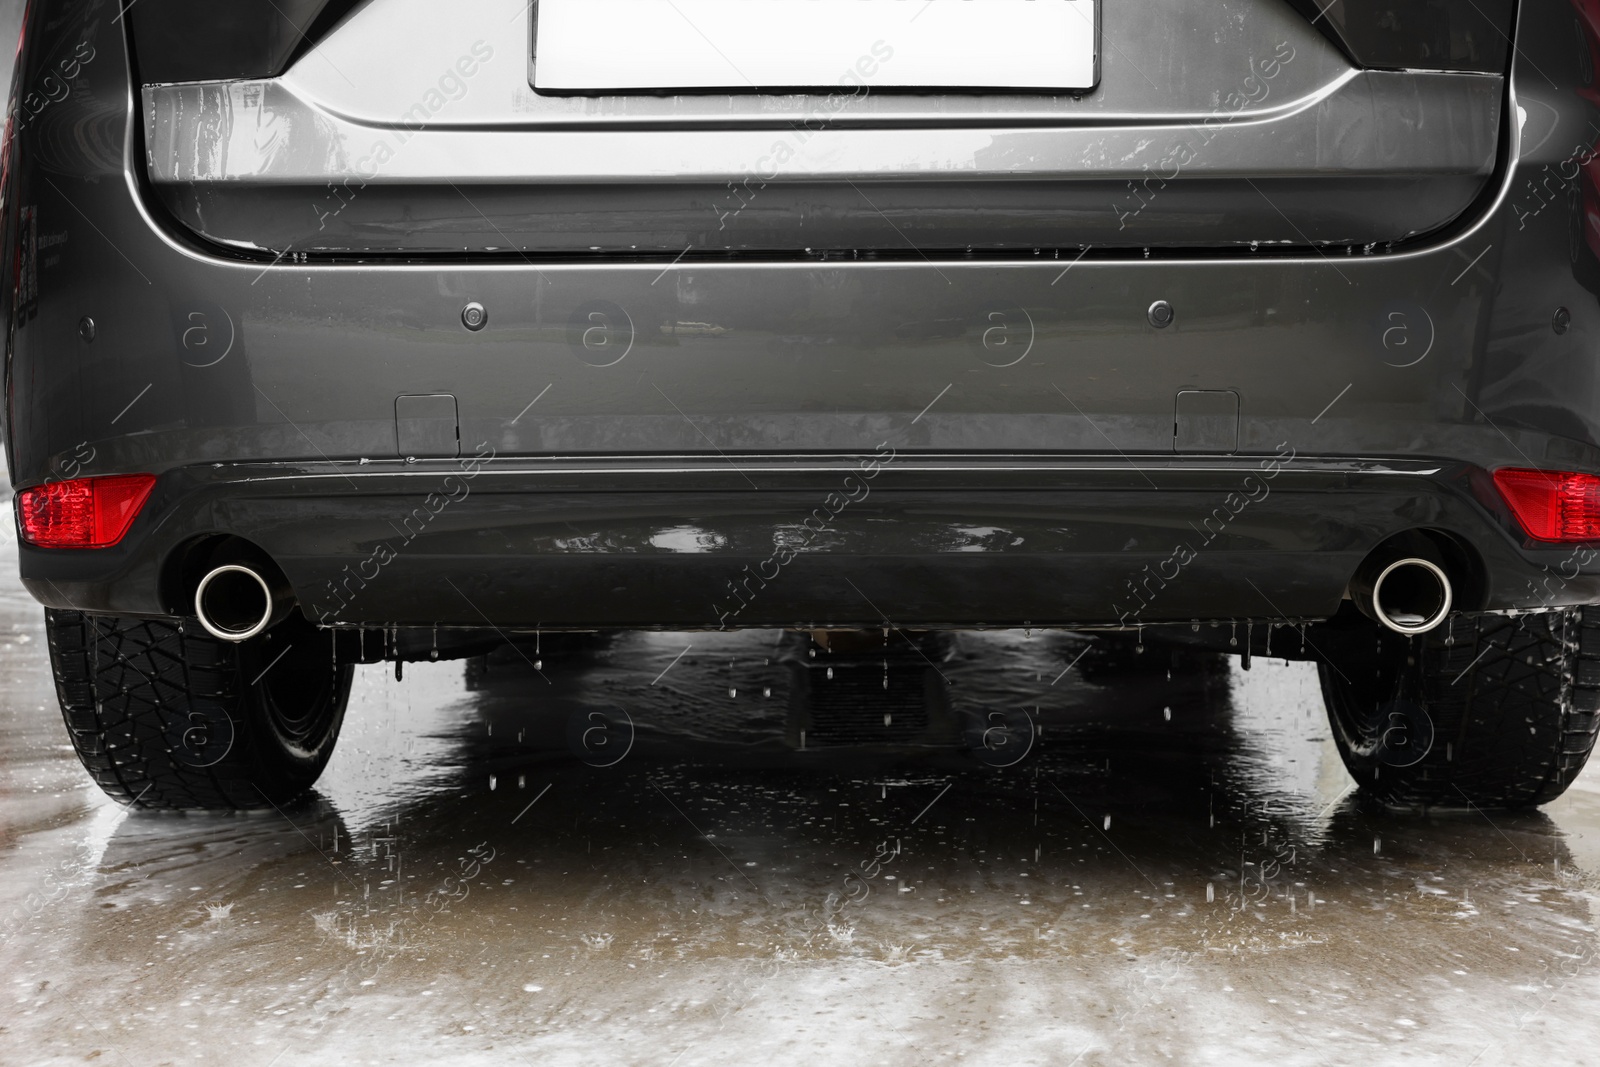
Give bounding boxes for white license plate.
[532,0,1098,94]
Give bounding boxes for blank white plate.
[532,0,1098,93]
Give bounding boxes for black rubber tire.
[45,609,353,811]
[1318,607,1600,809]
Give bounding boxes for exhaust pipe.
[194,564,287,642]
[1353,554,1454,636]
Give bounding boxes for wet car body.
[2,0,1595,637]
[10,7,1600,1059]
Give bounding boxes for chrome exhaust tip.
[1367,557,1453,635]
[194,564,278,642]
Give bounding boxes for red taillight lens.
[1493,468,1600,543]
[16,474,156,549]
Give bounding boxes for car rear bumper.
[19,455,1600,629]
[9,0,1600,630]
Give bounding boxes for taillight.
[1493,468,1600,543]
[16,474,156,549]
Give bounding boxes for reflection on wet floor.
[5,617,1600,1065]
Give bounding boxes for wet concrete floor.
[4,513,1600,1065]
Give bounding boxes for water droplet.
[1103,814,1111,830]
[1163,706,1171,721]
[489,774,497,791]
[762,686,772,698]
[1206,882,1215,903]
[826,666,834,680]
[728,687,737,699]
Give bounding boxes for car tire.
[1318,607,1600,809]
[45,608,352,810]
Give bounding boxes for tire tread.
[44,609,347,810]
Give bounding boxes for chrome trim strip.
[144,70,1497,185]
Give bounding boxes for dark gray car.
[6,0,1598,811]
